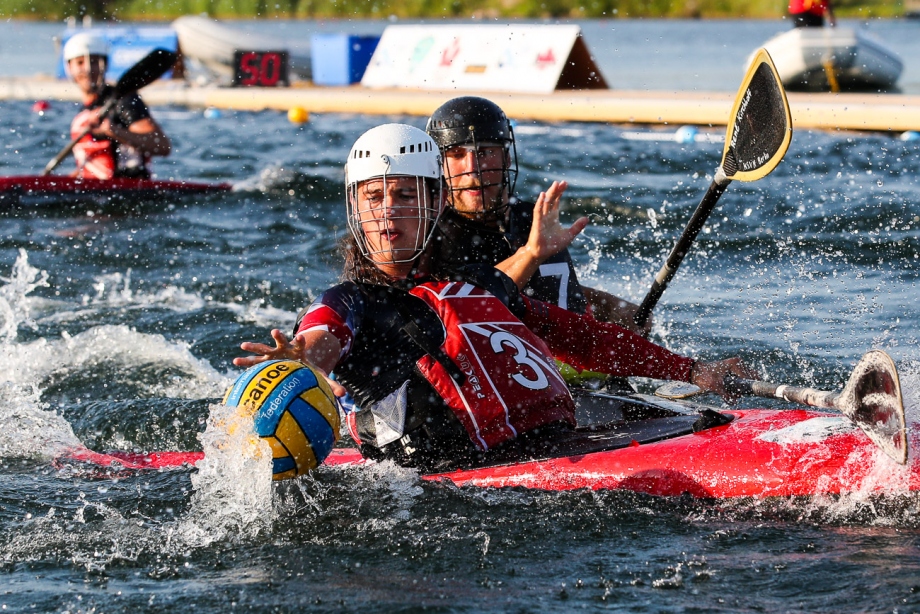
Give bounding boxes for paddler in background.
[63,32,171,179]
[788,0,835,28]
[234,123,754,472]
[425,96,650,337]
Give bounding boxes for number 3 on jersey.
[461,323,563,392]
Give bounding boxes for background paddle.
[633,48,793,327]
[724,350,908,465]
[42,48,177,176]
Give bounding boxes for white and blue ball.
[224,360,340,480]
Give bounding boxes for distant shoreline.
[0,0,903,22]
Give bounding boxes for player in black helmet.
[426,96,649,335]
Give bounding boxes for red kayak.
[54,402,919,499]
[54,351,914,498]
[0,175,231,209]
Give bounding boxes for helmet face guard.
[346,175,442,267]
[344,124,443,269]
[426,97,518,219]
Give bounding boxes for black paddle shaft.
[633,174,732,327]
[42,49,177,176]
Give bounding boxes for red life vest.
[789,0,827,16]
[71,109,116,180]
[409,280,575,451]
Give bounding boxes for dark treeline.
[0,0,900,21]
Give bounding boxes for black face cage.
[442,123,519,219]
[346,175,443,267]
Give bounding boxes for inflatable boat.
[752,27,903,92]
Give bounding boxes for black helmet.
[426,97,519,216]
[426,96,513,150]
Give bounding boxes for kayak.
[0,175,232,210]
[55,391,920,499]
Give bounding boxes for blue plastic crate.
[310,34,379,86]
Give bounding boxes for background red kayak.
[0,175,232,208]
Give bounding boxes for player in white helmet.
[62,32,170,179]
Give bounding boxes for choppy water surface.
[2,86,920,610]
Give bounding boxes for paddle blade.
[721,48,792,182]
[114,48,177,97]
[836,350,908,465]
[655,381,703,400]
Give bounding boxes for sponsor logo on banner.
[362,24,592,94]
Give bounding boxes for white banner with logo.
[361,24,602,94]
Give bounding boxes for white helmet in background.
[63,32,108,62]
[345,123,443,265]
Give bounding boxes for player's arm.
[107,116,171,156]
[235,329,345,396]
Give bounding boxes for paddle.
[655,351,908,464]
[42,48,177,176]
[719,350,908,465]
[633,48,793,328]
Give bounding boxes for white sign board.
[361,25,605,94]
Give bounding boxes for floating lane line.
[3,77,920,133]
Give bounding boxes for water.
[3,18,920,92]
[2,18,920,613]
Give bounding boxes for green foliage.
[0,0,903,20]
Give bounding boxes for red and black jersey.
[71,85,154,179]
[789,0,829,17]
[295,267,693,464]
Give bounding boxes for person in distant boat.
[789,0,836,27]
[425,96,651,337]
[234,123,754,472]
[63,32,171,180]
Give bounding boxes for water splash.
[171,401,275,548]
[0,382,82,459]
[0,248,49,341]
[0,324,227,399]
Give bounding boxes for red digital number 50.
[238,52,284,86]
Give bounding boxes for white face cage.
[346,173,443,267]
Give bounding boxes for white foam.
[0,248,49,341]
[0,382,82,459]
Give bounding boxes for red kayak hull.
[0,175,231,208]
[57,409,920,499]
[424,409,920,498]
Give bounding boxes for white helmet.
[346,124,440,188]
[345,124,443,267]
[63,32,108,62]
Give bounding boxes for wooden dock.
[2,77,919,133]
